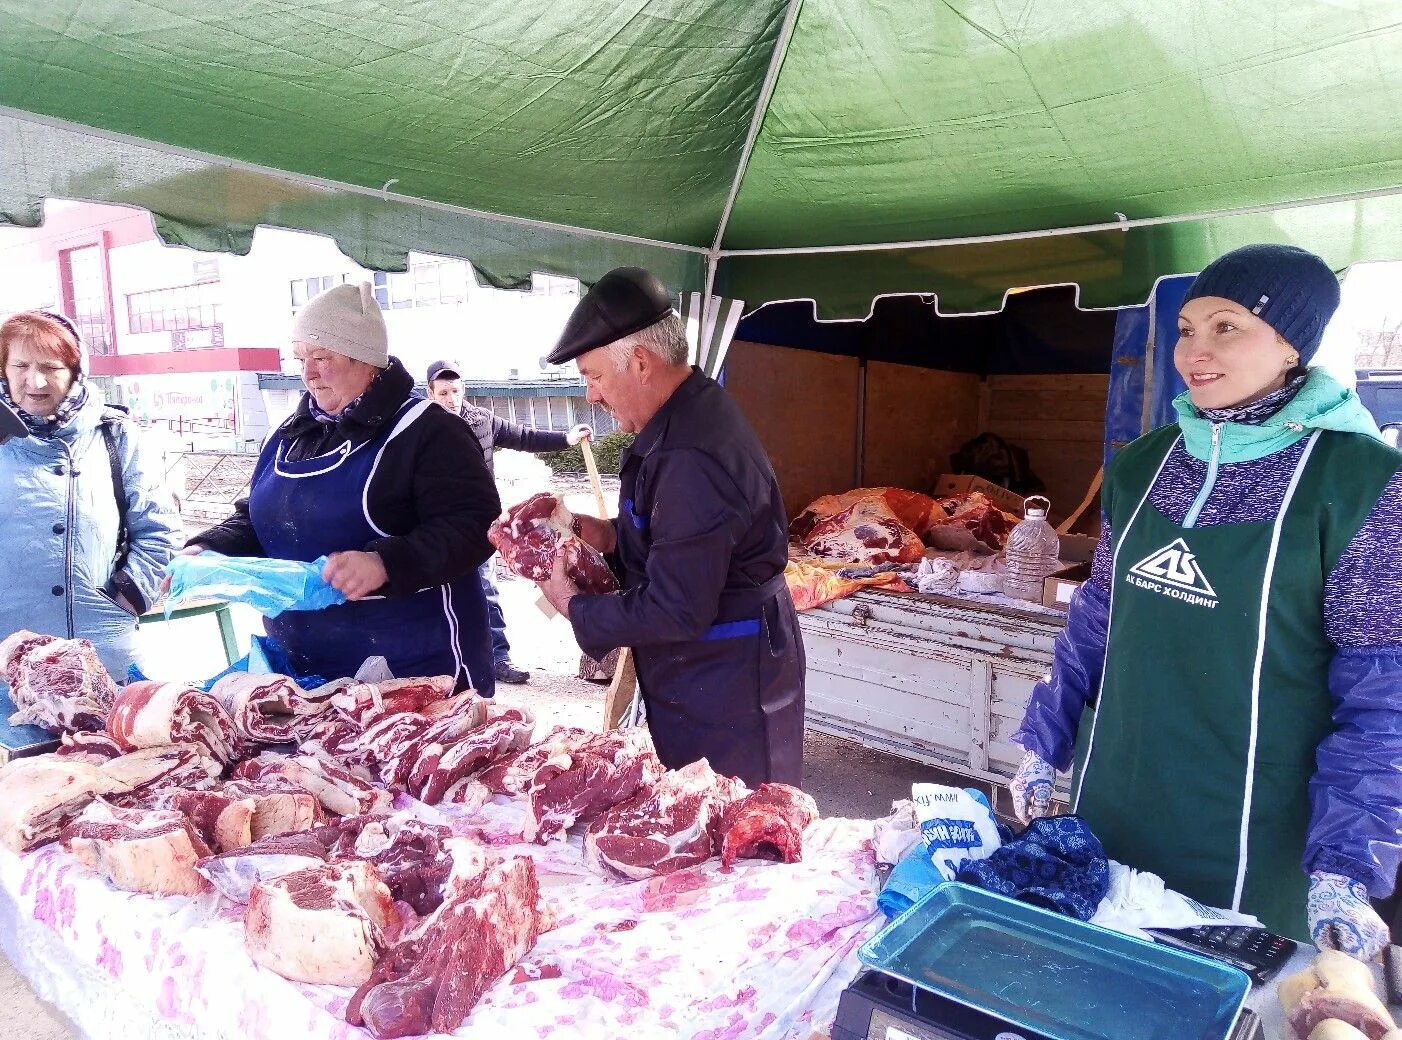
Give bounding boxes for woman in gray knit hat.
[183,283,501,695]
[1008,244,1401,956]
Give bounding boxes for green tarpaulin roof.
[2,0,1400,315]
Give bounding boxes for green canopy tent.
[2,0,1400,317]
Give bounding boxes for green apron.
[1073,426,1393,939]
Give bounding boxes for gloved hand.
[1009,749,1056,825]
[1307,870,1391,961]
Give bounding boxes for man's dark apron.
[1074,426,1390,938]
[248,399,494,694]
[617,486,805,789]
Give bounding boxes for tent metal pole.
[718,181,1402,258]
[0,105,707,257]
[705,0,805,297]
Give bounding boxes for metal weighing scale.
[837,883,1257,1040]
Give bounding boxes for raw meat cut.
[55,731,125,763]
[331,676,457,727]
[234,754,394,817]
[107,681,239,764]
[62,799,212,895]
[405,713,534,806]
[223,779,325,839]
[0,754,126,852]
[102,744,222,807]
[245,860,396,986]
[381,703,520,791]
[172,790,256,853]
[716,783,818,868]
[477,726,596,796]
[489,492,618,593]
[0,630,58,686]
[585,759,746,880]
[196,831,330,903]
[319,815,456,915]
[1279,950,1397,1039]
[524,727,664,843]
[797,497,926,566]
[790,488,939,541]
[298,716,364,766]
[924,491,1018,553]
[5,634,117,732]
[208,672,331,745]
[347,853,544,1038]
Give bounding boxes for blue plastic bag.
[165,552,347,619]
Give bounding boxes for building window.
[532,272,578,297]
[127,281,223,336]
[290,273,346,309]
[61,244,114,355]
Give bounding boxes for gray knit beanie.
[291,282,389,368]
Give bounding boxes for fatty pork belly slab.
[585,759,747,880]
[208,672,331,745]
[234,753,393,817]
[0,754,126,852]
[61,799,212,896]
[488,492,618,593]
[8,635,118,732]
[524,727,664,843]
[245,860,396,986]
[107,681,239,764]
[716,783,819,869]
[347,853,544,1039]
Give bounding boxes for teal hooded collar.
[1173,368,1383,463]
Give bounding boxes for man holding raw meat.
[534,267,804,788]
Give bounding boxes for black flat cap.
[426,359,462,383]
[547,267,674,365]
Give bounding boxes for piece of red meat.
[107,681,240,764]
[924,491,1017,552]
[0,631,59,687]
[799,500,925,565]
[318,815,456,915]
[331,677,458,727]
[715,783,819,869]
[524,728,664,843]
[585,759,747,880]
[172,789,256,853]
[488,492,618,593]
[5,634,117,732]
[347,855,544,1038]
[405,713,534,806]
[234,754,393,817]
[62,799,213,895]
[56,731,125,762]
[477,726,596,796]
[208,672,332,745]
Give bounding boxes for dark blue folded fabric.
[956,815,1109,920]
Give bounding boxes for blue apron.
[248,398,494,695]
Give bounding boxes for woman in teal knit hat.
[1008,243,1402,957]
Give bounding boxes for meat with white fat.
[107,681,239,764]
[196,831,331,903]
[245,860,396,986]
[5,633,117,733]
[715,783,818,869]
[524,727,664,843]
[208,672,332,745]
[585,759,747,880]
[62,799,212,895]
[0,754,127,852]
[234,753,393,817]
[488,492,618,593]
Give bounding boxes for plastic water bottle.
[1001,495,1061,602]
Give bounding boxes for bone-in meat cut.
[4,633,117,732]
[172,790,256,853]
[245,860,397,986]
[222,779,325,839]
[524,727,663,843]
[716,783,819,868]
[208,672,331,745]
[347,853,544,1038]
[0,754,126,852]
[62,799,212,895]
[330,676,458,727]
[585,759,747,880]
[477,726,596,796]
[797,499,926,565]
[489,492,618,593]
[923,491,1018,553]
[107,681,239,764]
[234,754,394,817]
[318,815,456,915]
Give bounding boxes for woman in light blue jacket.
[0,311,180,681]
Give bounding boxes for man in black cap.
[535,267,805,788]
[426,358,591,684]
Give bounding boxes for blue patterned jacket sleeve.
[1009,532,1112,771]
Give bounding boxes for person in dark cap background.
[183,283,500,695]
[1008,243,1402,955]
[534,267,805,788]
[425,358,591,684]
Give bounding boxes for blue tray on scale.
[858,882,1251,1040]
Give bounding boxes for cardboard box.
[1042,561,1092,611]
[933,474,1027,517]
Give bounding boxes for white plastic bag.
[910,783,1002,880]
